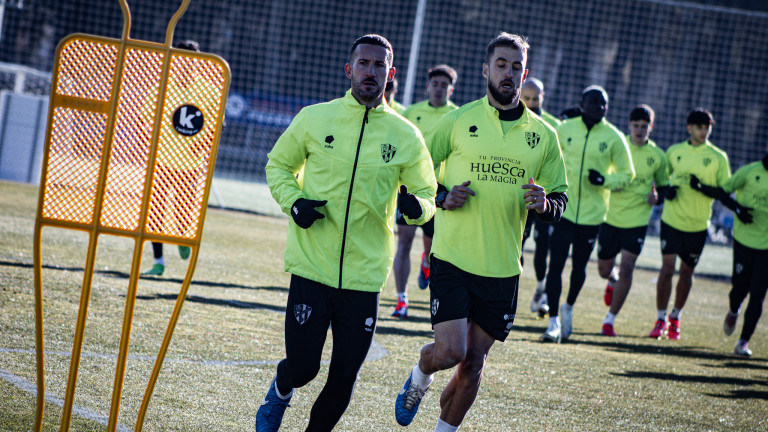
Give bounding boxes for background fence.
[1,0,767,231]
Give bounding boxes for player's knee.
[458,355,486,380]
[290,363,322,388]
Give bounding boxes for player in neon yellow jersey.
[392,64,459,318]
[596,105,668,336]
[520,76,561,316]
[395,33,567,431]
[542,85,635,343]
[688,143,765,356]
[648,108,731,341]
[385,77,407,114]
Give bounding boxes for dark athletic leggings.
[729,241,768,342]
[151,242,163,259]
[276,274,379,432]
[545,219,599,316]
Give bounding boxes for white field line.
[0,367,132,432]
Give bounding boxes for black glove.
[734,204,753,224]
[665,185,679,201]
[689,174,717,198]
[588,169,605,186]
[291,198,327,229]
[397,185,423,219]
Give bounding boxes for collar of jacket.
[480,95,531,125]
[579,116,608,131]
[342,89,389,114]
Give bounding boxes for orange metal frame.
[32,0,230,430]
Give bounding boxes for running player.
[689,145,764,356]
[392,64,459,317]
[394,33,567,431]
[596,105,668,336]
[256,34,436,432]
[649,108,730,341]
[542,85,634,342]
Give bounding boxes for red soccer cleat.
[601,323,616,337]
[603,283,614,306]
[391,300,408,318]
[667,318,680,340]
[648,319,668,339]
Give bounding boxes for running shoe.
[417,253,430,290]
[560,304,573,340]
[648,319,668,339]
[537,293,550,318]
[530,289,544,313]
[395,371,429,426]
[142,263,164,276]
[178,245,191,260]
[391,301,408,318]
[541,318,561,343]
[723,311,738,336]
[601,323,616,337]
[667,318,681,340]
[734,340,752,357]
[603,282,614,306]
[255,377,292,432]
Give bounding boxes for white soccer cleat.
[734,340,752,357]
[537,293,550,317]
[530,289,544,313]
[541,318,561,343]
[723,310,738,336]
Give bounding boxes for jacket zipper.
[575,128,591,224]
[338,107,371,289]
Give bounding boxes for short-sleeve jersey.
[661,140,731,232]
[605,138,668,228]
[403,100,459,135]
[426,96,567,278]
[721,160,768,250]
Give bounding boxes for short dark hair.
[428,64,457,85]
[687,108,715,126]
[350,34,393,65]
[485,32,529,63]
[175,39,200,52]
[629,104,655,123]
[582,85,609,104]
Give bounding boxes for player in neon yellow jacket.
[649,108,731,341]
[596,105,668,336]
[385,78,407,114]
[542,85,635,343]
[688,144,765,356]
[257,35,436,432]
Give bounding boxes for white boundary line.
[0,367,132,432]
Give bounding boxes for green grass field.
[1,179,766,431]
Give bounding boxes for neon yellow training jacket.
[557,117,635,225]
[266,90,437,292]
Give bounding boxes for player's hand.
[522,178,548,214]
[443,180,475,211]
[588,169,605,186]
[397,185,423,219]
[647,185,658,205]
[291,198,327,229]
[689,174,704,191]
[666,185,679,201]
[734,204,753,224]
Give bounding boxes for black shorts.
[659,221,707,267]
[597,223,648,259]
[428,256,518,342]
[396,211,434,238]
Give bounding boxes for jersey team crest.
[381,143,397,163]
[525,132,540,149]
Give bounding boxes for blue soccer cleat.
[395,371,428,426]
[255,377,292,432]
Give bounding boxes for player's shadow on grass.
[375,324,434,338]
[135,293,286,313]
[572,338,745,362]
[0,259,289,294]
[612,371,768,399]
[706,389,768,400]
